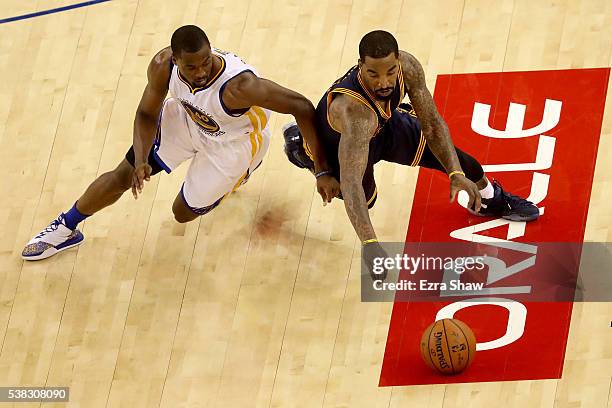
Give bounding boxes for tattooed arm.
[400,51,481,210]
[329,94,378,241]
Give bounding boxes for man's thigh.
[377,104,425,167]
[178,128,271,216]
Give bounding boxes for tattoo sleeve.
[336,100,378,242]
[402,52,462,174]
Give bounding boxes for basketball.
[420,318,476,375]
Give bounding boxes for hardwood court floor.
[0,0,611,407]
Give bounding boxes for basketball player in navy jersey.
[283,30,539,280]
[23,25,337,260]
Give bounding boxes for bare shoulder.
[152,47,173,66]
[398,50,425,85]
[398,50,420,69]
[147,47,173,89]
[223,70,258,95]
[399,50,442,122]
[328,93,377,135]
[220,70,260,111]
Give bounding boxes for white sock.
[479,178,494,199]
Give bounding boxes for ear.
[171,54,178,65]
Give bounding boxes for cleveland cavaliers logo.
[180,101,221,134]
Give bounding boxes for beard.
[374,87,394,101]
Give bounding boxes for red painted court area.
[380,68,609,386]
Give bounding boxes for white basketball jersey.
[168,48,270,143]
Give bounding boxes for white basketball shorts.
[148,98,270,214]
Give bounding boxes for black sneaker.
[282,121,314,170]
[476,181,540,222]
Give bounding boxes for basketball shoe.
[476,180,540,222]
[282,122,314,170]
[22,213,84,260]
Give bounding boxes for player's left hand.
[449,174,481,211]
[132,162,152,200]
[317,175,341,205]
[362,240,389,281]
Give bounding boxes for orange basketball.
[420,318,476,375]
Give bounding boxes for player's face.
[174,45,214,87]
[359,53,399,101]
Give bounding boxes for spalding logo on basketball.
[420,318,476,375]
[180,101,220,133]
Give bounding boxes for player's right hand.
[362,240,389,282]
[132,162,152,199]
[449,173,481,212]
[316,174,341,205]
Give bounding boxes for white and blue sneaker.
[22,213,84,261]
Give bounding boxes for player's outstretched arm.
[333,97,389,280]
[400,51,481,210]
[131,48,171,199]
[332,97,378,242]
[222,74,328,170]
[223,73,340,202]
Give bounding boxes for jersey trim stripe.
[233,108,265,195]
[357,71,393,119]
[252,106,266,154]
[303,139,314,161]
[218,69,255,117]
[151,107,172,173]
[230,170,249,194]
[410,131,427,166]
[398,62,406,101]
[177,55,227,94]
[245,109,264,160]
[325,92,342,133]
[252,106,268,131]
[330,87,374,110]
[327,88,378,133]
[367,187,378,206]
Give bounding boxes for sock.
[63,202,90,230]
[479,179,494,200]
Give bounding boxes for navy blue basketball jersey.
[315,64,407,144]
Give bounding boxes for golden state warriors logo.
[180,101,225,136]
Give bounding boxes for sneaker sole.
[501,213,540,222]
[468,208,540,222]
[22,236,84,261]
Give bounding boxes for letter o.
[435,297,527,351]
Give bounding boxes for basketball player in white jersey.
[22,25,338,260]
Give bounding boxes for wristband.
[315,170,333,179]
[448,170,465,179]
[362,238,378,245]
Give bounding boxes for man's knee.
[173,202,198,223]
[172,195,223,223]
[172,196,199,224]
[173,211,196,224]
